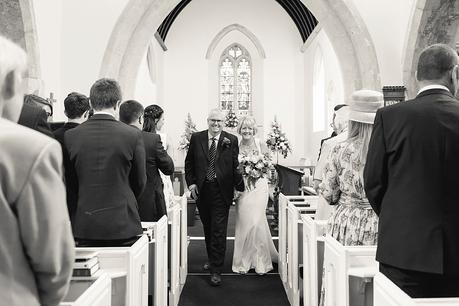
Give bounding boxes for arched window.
[219,44,252,116]
[313,47,326,132]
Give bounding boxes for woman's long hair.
[143,104,163,133]
[347,120,373,167]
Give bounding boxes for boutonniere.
[222,137,231,148]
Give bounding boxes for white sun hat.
[348,89,384,124]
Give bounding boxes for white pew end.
[374,272,459,306]
[323,235,377,306]
[61,272,112,306]
[167,201,181,306]
[278,193,289,287]
[142,216,168,306]
[176,195,188,288]
[286,196,318,306]
[76,235,149,306]
[301,214,327,306]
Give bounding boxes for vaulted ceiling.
[156,0,318,44]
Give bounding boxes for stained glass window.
[219,44,251,116]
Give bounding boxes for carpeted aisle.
[178,206,289,306]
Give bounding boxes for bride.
[232,116,278,274]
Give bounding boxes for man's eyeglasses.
[209,119,223,123]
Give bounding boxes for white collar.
[93,110,116,118]
[417,84,450,95]
[208,132,221,141]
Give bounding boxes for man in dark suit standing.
[18,94,54,138]
[185,108,244,286]
[65,78,146,246]
[119,100,174,221]
[54,92,90,221]
[364,44,459,297]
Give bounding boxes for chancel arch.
[403,0,459,98]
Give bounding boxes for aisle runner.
[178,206,289,306]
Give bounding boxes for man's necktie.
[206,137,217,180]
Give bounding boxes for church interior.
[1,0,459,305]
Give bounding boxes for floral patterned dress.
[318,139,378,306]
[319,138,378,245]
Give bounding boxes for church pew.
[167,201,181,306]
[286,196,318,306]
[177,195,188,288]
[61,272,112,306]
[76,235,149,306]
[374,273,459,306]
[142,216,168,306]
[323,235,377,306]
[278,193,289,287]
[301,214,327,306]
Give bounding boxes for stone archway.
[100,0,381,98]
[0,0,41,93]
[403,0,459,98]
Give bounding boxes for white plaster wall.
[32,0,61,109]
[350,0,416,86]
[303,29,345,163]
[153,0,304,167]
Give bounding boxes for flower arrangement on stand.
[238,151,273,190]
[224,109,239,129]
[178,113,198,152]
[266,116,292,163]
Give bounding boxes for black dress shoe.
[203,262,210,271]
[210,273,221,286]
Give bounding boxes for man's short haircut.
[417,44,459,81]
[119,100,144,125]
[64,92,90,119]
[24,94,53,116]
[89,78,122,110]
[334,104,348,112]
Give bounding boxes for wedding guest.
[0,36,74,306]
[313,105,350,219]
[65,78,147,247]
[54,92,90,221]
[120,100,174,221]
[364,44,459,298]
[18,94,54,138]
[319,89,382,304]
[143,104,175,208]
[53,92,90,146]
[316,104,348,160]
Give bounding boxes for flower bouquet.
[224,109,239,128]
[178,113,198,152]
[238,151,273,190]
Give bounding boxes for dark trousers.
[197,180,230,273]
[380,263,459,298]
[75,236,140,247]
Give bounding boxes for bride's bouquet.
[238,151,273,190]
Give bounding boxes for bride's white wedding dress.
[158,132,175,208]
[232,138,278,274]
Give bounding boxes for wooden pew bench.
[374,272,459,306]
[76,235,149,306]
[323,235,377,306]
[61,272,112,306]
[286,195,318,306]
[142,216,168,306]
[301,214,327,306]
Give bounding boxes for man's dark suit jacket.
[137,129,175,221]
[364,88,459,275]
[18,102,54,138]
[64,114,147,240]
[185,130,244,206]
[53,122,80,221]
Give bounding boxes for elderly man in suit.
[364,44,459,297]
[0,36,74,306]
[65,78,147,247]
[185,108,244,286]
[119,100,175,221]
